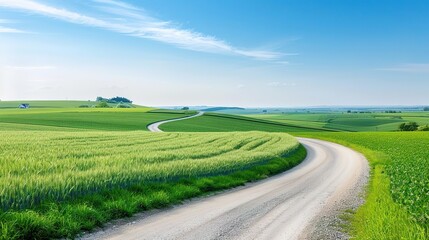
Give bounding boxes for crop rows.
[0,131,299,210]
[305,132,429,227]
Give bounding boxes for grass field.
[0,130,304,239]
[0,108,194,131]
[247,112,429,132]
[160,112,336,132]
[158,111,429,239]
[296,132,429,239]
[0,100,142,109]
[2,100,427,239]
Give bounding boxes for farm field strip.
[0,131,299,211]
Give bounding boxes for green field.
[158,110,429,239]
[160,112,335,132]
[296,132,429,239]
[1,101,428,239]
[246,112,429,132]
[0,100,144,109]
[1,131,298,210]
[0,101,308,239]
[0,108,194,131]
[0,130,304,239]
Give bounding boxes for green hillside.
[160,112,336,132]
[247,112,429,132]
[0,100,121,109]
[0,102,193,131]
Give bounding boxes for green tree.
[424,107,429,111]
[399,122,419,131]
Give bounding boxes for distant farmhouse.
[19,103,30,109]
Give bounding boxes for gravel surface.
[299,148,369,240]
[81,138,369,240]
[147,111,204,132]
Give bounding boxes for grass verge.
[297,134,427,239]
[0,145,306,239]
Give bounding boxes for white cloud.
[377,64,429,73]
[0,0,283,60]
[0,18,26,33]
[0,25,26,33]
[93,0,139,11]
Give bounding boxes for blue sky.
[0,0,428,107]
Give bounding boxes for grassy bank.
[0,131,306,239]
[296,132,428,239]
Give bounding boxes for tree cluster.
[399,122,419,131]
[96,96,133,103]
[424,107,429,111]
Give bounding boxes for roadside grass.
[0,144,306,239]
[160,112,335,132]
[296,132,428,239]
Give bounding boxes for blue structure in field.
[19,104,30,109]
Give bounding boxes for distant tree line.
[346,110,372,114]
[424,107,429,111]
[96,96,133,104]
[384,110,402,113]
[346,110,402,114]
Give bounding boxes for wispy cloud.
[377,63,429,73]
[3,65,56,70]
[0,18,26,33]
[0,0,284,60]
[0,25,26,33]
[0,19,14,23]
[93,0,139,10]
[268,82,296,87]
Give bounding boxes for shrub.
[115,104,130,108]
[95,102,110,108]
[418,125,429,131]
[79,105,89,108]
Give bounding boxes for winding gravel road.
[147,111,204,132]
[84,136,368,240]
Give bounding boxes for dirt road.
[147,111,204,132]
[85,138,368,240]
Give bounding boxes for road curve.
[84,138,368,240]
[147,111,204,132]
